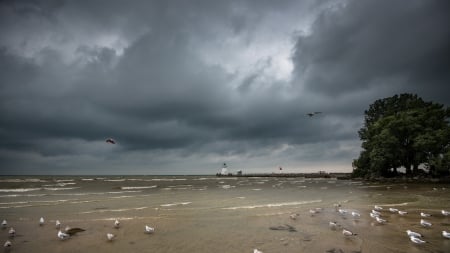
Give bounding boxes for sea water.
[0,175,449,252]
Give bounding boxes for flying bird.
[106,138,116,144]
[306,112,322,117]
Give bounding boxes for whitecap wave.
[223,200,322,210]
[160,202,192,207]
[120,186,157,190]
[0,188,41,192]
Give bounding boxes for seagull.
[1,220,7,228]
[406,230,422,238]
[338,209,347,215]
[254,249,263,253]
[375,216,387,224]
[145,225,155,234]
[442,210,450,216]
[410,236,426,244]
[106,233,115,241]
[370,212,380,219]
[58,230,70,240]
[351,211,361,218]
[39,217,45,226]
[398,210,408,216]
[371,210,381,216]
[329,221,338,230]
[420,212,431,217]
[4,240,12,249]
[309,209,319,215]
[56,220,61,229]
[374,205,383,211]
[8,227,15,238]
[442,231,450,239]
[420,219,432,228]
[342,228,357,236]
[306,112,322,117]
[114,219,120,228]
[389,208,399,213]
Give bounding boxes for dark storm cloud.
[0,0,448,174]
[293,0,450,105]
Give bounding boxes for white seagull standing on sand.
[410,236,426,244]
[370,212,380,219]
[58,230,70,240]
[114,219,120,228]
[389,208,398,213]
[420,212,431,217]
[351,211,361,218]
[145,225,155,234]
[375,216,387,224]
[406,230,422,238]
[329,221,338,230]
[39,217,45,226]
[374,205,383,211]
[420,219,432,228]
[56,220,61,229]
[4,240,12,249]
[8,227,15,238]
[1,220,7,228]
[342,228,357,236]
[398,210,408,216]
[441,210,450,216]
[106,233,116,241]
[254,249,263,253]
[442,231,450,239]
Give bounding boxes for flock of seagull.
[328,204,450,245]
[1,217,155,251]
[253,204,450,253]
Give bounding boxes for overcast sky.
[1,0,449,175]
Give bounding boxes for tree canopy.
[353,94,450,178]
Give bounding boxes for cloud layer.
[1,0,448,174]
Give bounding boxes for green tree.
[353,94,450,178]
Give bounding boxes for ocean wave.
[120,186,157,190]
[0,188,41,192]
[160,202,192,207]
[43,187,79,191]
[80,206,148,214]
[222,200,322,210]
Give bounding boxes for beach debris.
[326,248,344,253]
[442,210,450,216]
[114,219,120,228]
[269,224,296,232]
[253,249,263,253]
[58,230,70,240]
[342,228,357,236]
[8,227,15,238]
[106,138,116,144]
[39,217,45,226]
[409,236,426,244]
[65,227,86,236]
[406,230,422,238]
[420,219,432,228]
[107,233,116,241]
[145,225,155,234]
[56,220,61,229]
[1,220,7,229]
[420,212,431,217]
[389,208,398,213]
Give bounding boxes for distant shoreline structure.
[215,172,352,179]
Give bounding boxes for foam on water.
[222,199,322,210]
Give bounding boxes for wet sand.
[1,176,450,252]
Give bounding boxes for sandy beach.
[1,176,450,252]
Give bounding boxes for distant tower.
[220,163,228,175]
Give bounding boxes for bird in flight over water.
[106,138,116,144]
[307,112,322,117]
